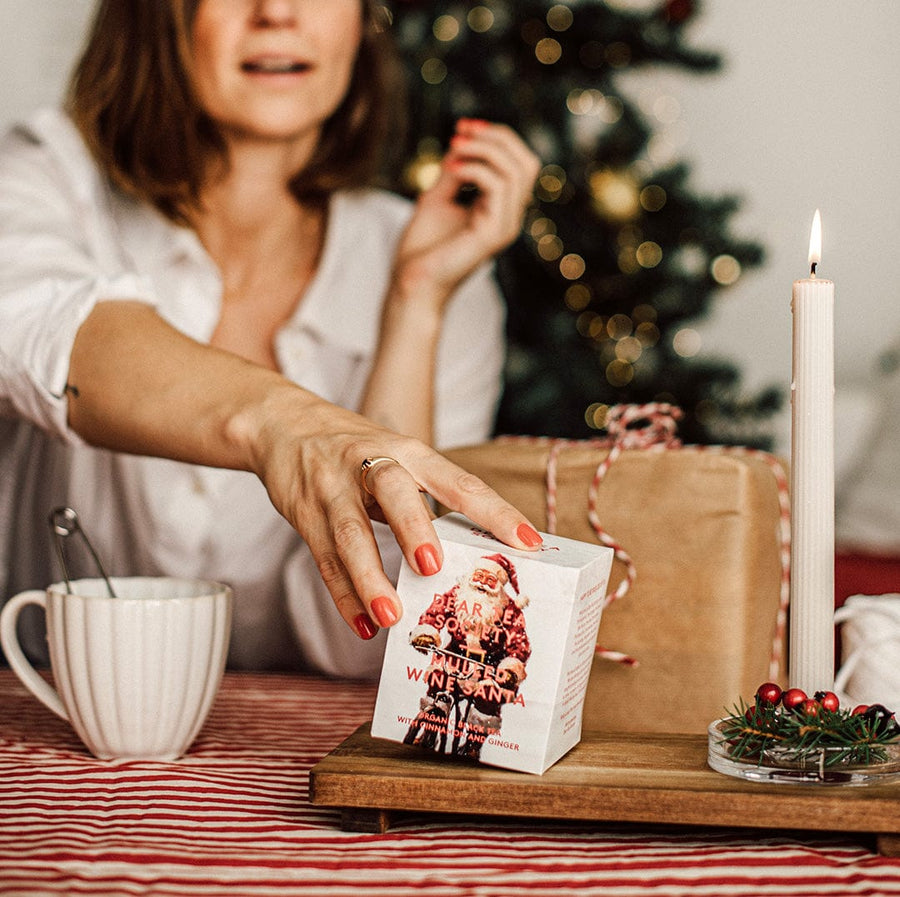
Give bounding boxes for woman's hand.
[236,385,544,639]
[359,121,539,445]
[393,119,541,306]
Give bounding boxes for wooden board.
[310,724,900,853]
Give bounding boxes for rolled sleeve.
[0,272,156,438]
[0,113,158,439]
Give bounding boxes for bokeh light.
[566,88,600,115]
[640,184,667,212]
[564,283,592,311]
[433,14,460,41]
[585,402,610,430]
[576,311,596,337]
[537,164,566,201]
[547,4,574,31]
[615,336,643,363]
[710,254,742,285]
[673,328,702,357]
[636,241,663,268]
[467,6,494,32]
[559,253,586,280]
[606,359,634,386]
[672,244,706,277]
[588,315,607,340]
[635,321,660,346]
[617,246,639,274]
[535,37,563,64]
[607,313,633,339]
[421,58,447,84]
[537,234,564,261]
[403,142,443,192]
[529,216,556,239]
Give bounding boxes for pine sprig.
[718,693,900,769]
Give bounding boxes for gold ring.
[360,456,401,496]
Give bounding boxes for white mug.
[1,577,232,761]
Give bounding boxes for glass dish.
[707,718,900,786]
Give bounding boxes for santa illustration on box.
[404,552,531,759]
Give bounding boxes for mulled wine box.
[370,512,614,774]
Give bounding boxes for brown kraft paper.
[443,439,788,735]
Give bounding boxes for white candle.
[789,209,835,694]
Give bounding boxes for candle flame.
[808,209,822,274]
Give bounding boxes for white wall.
[616,1,900,459]
[0,1,93,123]
[2,0,898,459]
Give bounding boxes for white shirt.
[0,109,506,677]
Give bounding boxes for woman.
[0,0,542,675]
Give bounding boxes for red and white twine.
[501,403,790,678]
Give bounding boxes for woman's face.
[190,0,363,149]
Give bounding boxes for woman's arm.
[359,120,540,444]
[66,300,543,633]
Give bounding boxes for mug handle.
[0,591,68,720]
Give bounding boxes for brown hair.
[67,0,402,223]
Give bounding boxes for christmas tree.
[383,0,781,447]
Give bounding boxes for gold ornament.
[589,169,641,222]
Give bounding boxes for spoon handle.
[48,506,118,598]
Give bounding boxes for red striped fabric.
[1,669,899,896]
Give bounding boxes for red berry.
[781,687,807,711]
[813,690,840,713]
[852,704,871,715]
[744,704,762,725]
[862,704,898,735]
[755,682,783,705]
[799,698,820,716]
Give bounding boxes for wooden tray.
[309,723,900,855]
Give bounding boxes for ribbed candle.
[789,209,835,694]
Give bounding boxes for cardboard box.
[442,439,788,735]
[370,512,614,774]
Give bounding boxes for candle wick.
[810,261,818,277]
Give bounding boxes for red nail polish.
[371,596,400,628]
[415,544,441,576]
[517,523,543,547]
[354,613,378,640]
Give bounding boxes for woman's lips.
[241,58,310,74]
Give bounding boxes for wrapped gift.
[371,512,614,773]
[442,434,789,735]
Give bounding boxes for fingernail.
[450,134,471,147]
[461,117,490,129]
[517,523,543,547]
[371,596,400,628]
[354,613,378,640]
[415,543,441,576]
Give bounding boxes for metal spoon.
[48,506,117,598]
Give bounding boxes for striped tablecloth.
[2,669,900,897]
